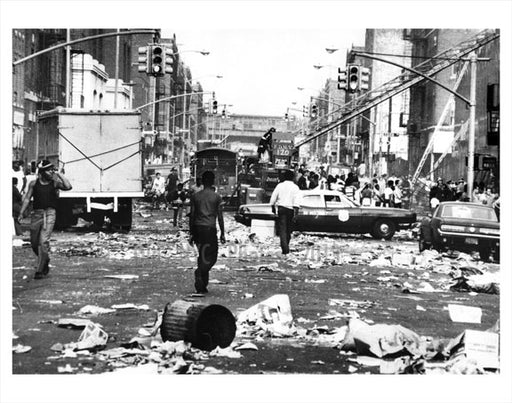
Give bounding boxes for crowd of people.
[428,177,500,210]
[295,166,408,208]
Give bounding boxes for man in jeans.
[189,171,225,293]
[18,160,72,279]
[270,169,301,256]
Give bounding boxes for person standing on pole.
[189,171,225,294]
[270,169,301,256]
[18,160,72,279]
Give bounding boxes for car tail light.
[480,228,500,235]
[440,224,466,232]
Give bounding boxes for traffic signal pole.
[467,52,477,202]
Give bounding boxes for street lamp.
[325,47,338,54]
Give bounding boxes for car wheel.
[371,219,396,240]
[479,247,491,262]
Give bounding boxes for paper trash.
[448,304,482,324]
[237,294,293,326]
[340,318,426,358]
[73,322,108,350]
[446,329,499,369]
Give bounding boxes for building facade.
[407,29,500,189]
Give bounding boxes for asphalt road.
[11,206,500,375]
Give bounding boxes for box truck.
[36,108,144,230]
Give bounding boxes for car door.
[297,194,327,232]
[323,194,362,233]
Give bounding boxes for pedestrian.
[372,183,383,207]
[455,178,465,200]
[308,172,318,189]
[166,167,179,193]
[382,180,395,207]
[18,160,72,279]
[429,178,444,210]
[360,182,373,206]
[270,169,301,256]
[171,183,187,227]
[297,169,308,190]
[344,180,356,201]
[151,172,166,209]
[12,160,26,195]
[393,179,403,208]
[13,178,23,236]
[189,171,226,294]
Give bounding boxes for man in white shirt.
[12,160,26,194]
[270,170,301,255]
[151,172,167,209]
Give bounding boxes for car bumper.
[436,231,499,250]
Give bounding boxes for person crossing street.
[189,171,226,294]
[270,169,301,256]
[18,160,72,279]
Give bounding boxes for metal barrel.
[160,299,236,351]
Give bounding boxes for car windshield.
[440,204,498,221]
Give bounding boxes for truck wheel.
[371,219,396,240]
[110,198,132,232]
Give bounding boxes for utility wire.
[359,51,477,61]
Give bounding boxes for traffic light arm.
[13,29,158,66]
[136,91,214,111]
[352,51,471,106]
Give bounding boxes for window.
[301,195,324,208]
[441,205,497,221]
[325,194,353,208]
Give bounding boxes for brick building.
[407,29,500,189]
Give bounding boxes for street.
[12,203,500,375]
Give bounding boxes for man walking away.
[189,171,226,294]
[270,169,301,256]
[13,178,23,236]
[18,160,72,279]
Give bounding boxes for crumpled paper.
[340,318,426,358]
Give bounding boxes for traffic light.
[284,112,289,121]
[347,64,360,93]
[149,45,165,76]
[338,67,347,90]
[221,109,226,119]
[212,100,218,114]
[137,46,149,73]
[310,104,318,118]
[164,46,174,74]
[360,67,370,90]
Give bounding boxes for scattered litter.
[78,305,116,315]
[57,318,92,329]
[305,278,327,284]
[340,318,426,358]
[311,360,325,365]
[12,239,29,247]
[238,294,293,326]
[104,274,139,280]
[416,305,426,312]
[446,329,499,369]
[139,212,152,218]
[209,346,242,359]
[57,364,76,373]
[71,322,108,350]
[111,303,150,311]
[243,293,254,299]
[34,299,64,304]
[448,304,482,324]
[234,342,258,351]
[13,344,32,354]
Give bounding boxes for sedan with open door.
[418,201,500,261]
[234,189,417,240]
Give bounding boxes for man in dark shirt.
[18,160,72,279]
[189,171,225,293]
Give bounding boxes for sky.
[164,28,365,116]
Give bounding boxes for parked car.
[234,189,417,240]
[418,201,500,261]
